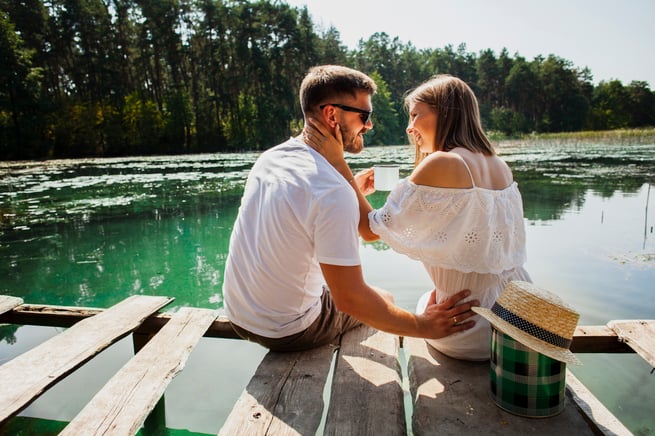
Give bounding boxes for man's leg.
[230,286,363,352]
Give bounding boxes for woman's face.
[406,101,437,154]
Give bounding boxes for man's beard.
[340,122,365,154]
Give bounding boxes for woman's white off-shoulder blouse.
[368,179,531,360]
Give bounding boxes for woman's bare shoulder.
[409,152,473,188]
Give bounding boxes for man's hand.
[419,289,479,339]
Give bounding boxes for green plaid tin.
[489,326,567,417]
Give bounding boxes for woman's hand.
[303,118,348,172]
[354,168,375,195]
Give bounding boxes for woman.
[306,74,531,360]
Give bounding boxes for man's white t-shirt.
[223,137,361,337]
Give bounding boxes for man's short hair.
[299,65,377,116]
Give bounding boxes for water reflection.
[1,195,241,310]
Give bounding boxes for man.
[223,65,477,351]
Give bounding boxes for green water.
[1,141,654,434]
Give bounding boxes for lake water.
[1,140,654,434]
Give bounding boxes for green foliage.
[49,100,103,156]
[367,71,403,145]
[626,81,655,127]
[489,107,529,136]
[591,80,633,130]
[0,8,45,158]
[0,0,653,159]
[164,88,194,152]
[122,92,166,154]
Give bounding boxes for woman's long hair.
[404,75,494,166]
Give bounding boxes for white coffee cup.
[374,165,400,191]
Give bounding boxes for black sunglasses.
[320,103,372,125]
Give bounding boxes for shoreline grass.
[490,127,655,145]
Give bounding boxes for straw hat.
[472,281,581,365]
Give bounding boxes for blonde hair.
[404,75,494,166]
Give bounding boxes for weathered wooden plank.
[60,307,217,435]
[3,302,648,350]
[607,320,655,368]
[218,344,335,436]
[0,296,22,316]
[405,337,602,435]
[565,370,632,436]
[141,313,239,340]
[0,304,239,339]
[0,295,172,424]
[325,325,406,436]
[571,325,634,353]
[0,304,104,327]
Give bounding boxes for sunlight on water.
[1,140,654,434]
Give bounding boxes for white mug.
[374,165,400,191]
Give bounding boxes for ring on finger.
[452,316,457,324]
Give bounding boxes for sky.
[283,0,655,88]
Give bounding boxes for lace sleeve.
[368,179,527,273]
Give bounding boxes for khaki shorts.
[229,287,362,352]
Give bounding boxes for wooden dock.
[0,294,653,435]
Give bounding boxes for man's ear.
[321,105,338,128]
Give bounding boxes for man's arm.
[320,263,477,339]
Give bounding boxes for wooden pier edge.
[607,320,655,367]
[0,295,173,425]
[60,307,218,435]
[2,302,646,353]
[0,296,23,316]
[1,296,653,435]
[0,302,240,339]
[565,370,632,436]
[404,336,632,436]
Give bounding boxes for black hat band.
[491,302,572,349]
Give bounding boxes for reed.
[524,127,655,141]
[490,127,655,144]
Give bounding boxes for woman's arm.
[351,168,378,241]
[303,119,378,241]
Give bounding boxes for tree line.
[1,0,654,160]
